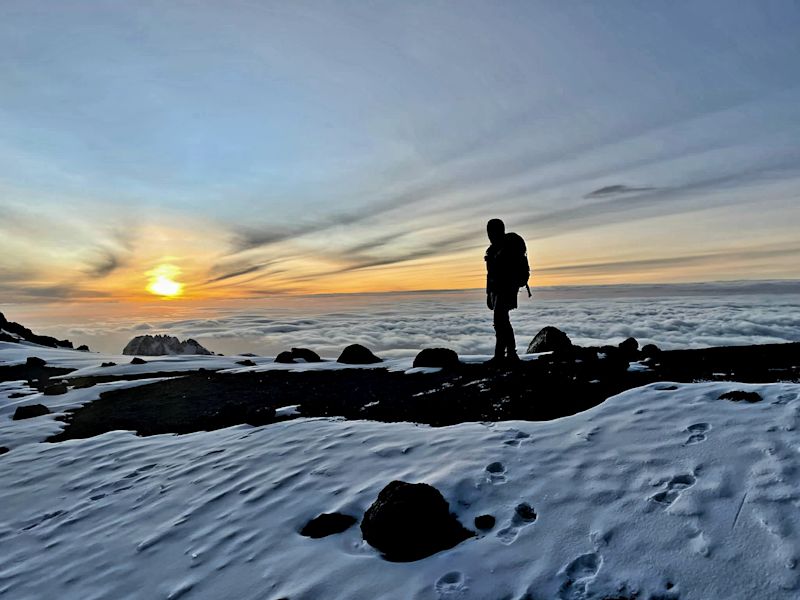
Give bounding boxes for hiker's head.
[487,218,505,244]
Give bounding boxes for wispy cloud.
[584,184,656,198]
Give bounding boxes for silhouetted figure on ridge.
[484,218,530,366]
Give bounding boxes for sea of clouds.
[55,281,800,357]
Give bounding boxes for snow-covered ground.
[2,343,800,598]
[0,340,541,383]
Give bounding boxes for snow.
[0,377,176,450]
[275,405,300,418]
[0,341,545,381]
[3,341,800,598]
[2,354,800,599]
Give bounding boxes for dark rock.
[275,348,322,364]
[100,362,117,367]
[338,344,382,365]
[0,447,8,456]
[618,337,639,358]
[26,356,47,368]
[641,343,661,357]
[43,383,68,395]
[130,357,147,365]
[361,480,473,561]
[300,512,358,538]
[239,353,258,357]
[76,344,90,352]
[514,502,537,522]
[0,312,73,348]
[527,327,573,354]
[9,392,34,399]
[275,351,296,364]
[290,347,321,363]
[13,404,51,420]
[0,332,18,343]
[719,390,762,403]
[474,514,495,530]
[236,359,257,367]
[413,348,460,369]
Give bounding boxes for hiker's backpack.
[504,232,532,297]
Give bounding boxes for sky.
[1,1,800,305]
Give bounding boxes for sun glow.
[146,264,184,298]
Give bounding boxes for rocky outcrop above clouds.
[122,334,213,356]
[0,312,75,349]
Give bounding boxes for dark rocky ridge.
[0,312,75,349]
[44,341,800,443]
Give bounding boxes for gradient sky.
[2,1,800,304]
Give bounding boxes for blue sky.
[1,1,799,302]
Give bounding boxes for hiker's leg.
[492,304,504,358]
[493,303,513,359]
[505,315,517,358]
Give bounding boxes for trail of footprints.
[437,421,714,598]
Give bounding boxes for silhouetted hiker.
[484,218,531,366]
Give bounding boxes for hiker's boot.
[484,355,505,367]
[506,352,522,365]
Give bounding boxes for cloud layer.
[49,283,800,356]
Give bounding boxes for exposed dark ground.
[14,342,793,443]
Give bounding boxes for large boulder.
[526,326,573,354]
[122,334,212,356]
[618,337,639,359]
[361,480,473,561]
[26,356,47,368]
[413,348,460,369]
[13,404,51,420]
[641,343,661,358]
[275,351,295,364]
[291,347,321,362]
[337,344,382,365]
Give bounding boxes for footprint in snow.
[434,571,467,599]
[557,552,603,600]
[496,502,537,544]
[502,429,530,447]
[651,473,697,506]
[773,393,798,406]
[485,461,507,483]
[685,422,710,445]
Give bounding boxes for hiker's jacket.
[485,240,519,310]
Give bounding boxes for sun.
[146,264,184,298]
